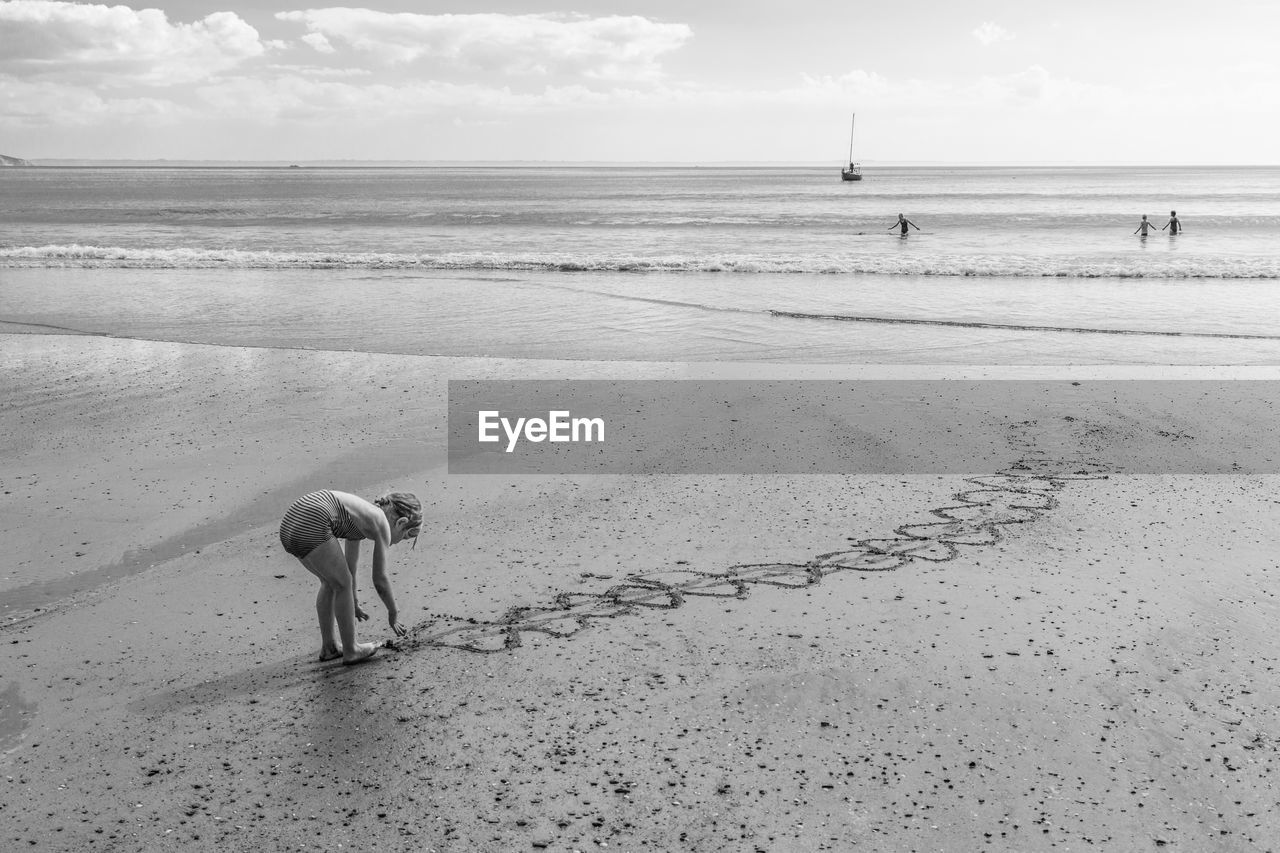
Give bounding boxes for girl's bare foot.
[318,647,343,662]
[342,642,378,665]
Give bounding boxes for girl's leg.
[300,539,376,664]
[315,584,342,661]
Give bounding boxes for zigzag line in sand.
[393,458,1107,656]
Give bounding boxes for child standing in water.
[1162,210,1182,234]
[279,490,422,664]
[889,213,921,236]
[1133,214,1157,236]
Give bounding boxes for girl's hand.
[389,618,407,637]
[355,604,369,621]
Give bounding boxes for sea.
[3,163,1280,364]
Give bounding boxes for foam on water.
[4,244,1279,279]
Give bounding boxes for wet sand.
[3,335,1280,852]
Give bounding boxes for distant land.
[0,154,33,167]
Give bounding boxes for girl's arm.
[344,539,368,620]
[371,541,405,637]
[334,491,406,636]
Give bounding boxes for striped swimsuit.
[279,490,366,559]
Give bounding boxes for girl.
[279,490,422,664]
[888,213,921,236]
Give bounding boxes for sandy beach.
[3,334,1280,852]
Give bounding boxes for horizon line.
[12,158,1280,168]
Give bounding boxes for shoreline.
[3,333,1280,850]
[8,265,1280,368]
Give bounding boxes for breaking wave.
[4,244,1280,279]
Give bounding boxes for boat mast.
[848,113,856,164]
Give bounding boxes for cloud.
[0,79,187,127]
[301,32,335,55]
[972,22,1014,46]
[967,65,1117,107]
[786,64,1121,117]
[793,70,896,104]
[275,9,691,81]
[182,63,1114,126]
[0,0,264,86]
[191,74,619,121]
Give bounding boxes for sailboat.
[840,113,863,182]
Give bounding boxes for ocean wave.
[768,311,1280,340]
[3,244,1280,279]
[150,206,255,218]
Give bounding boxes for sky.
[1,0,1278,163]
